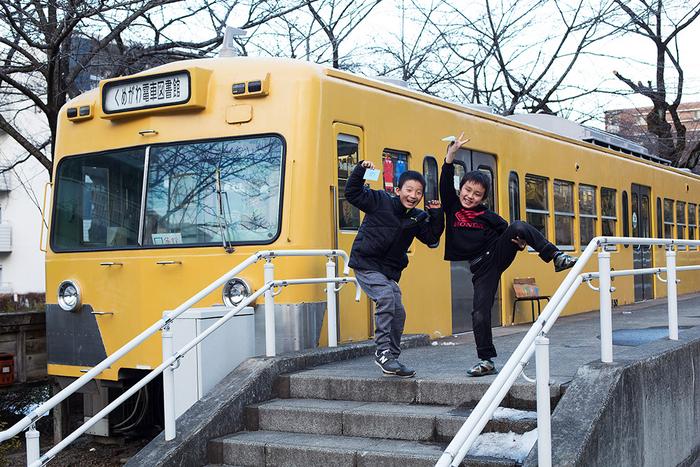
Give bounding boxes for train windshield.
[51,135,284,251]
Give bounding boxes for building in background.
[0,108,50,294]
[605,102,700,169]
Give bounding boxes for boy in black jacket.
[346,160,444,377]
[440,133,577,377]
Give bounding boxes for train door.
[631,184,653,301]
[450,150,500,334]
[332,123,372,341]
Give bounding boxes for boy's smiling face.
[459,180,486,209]
[394,180,424,209]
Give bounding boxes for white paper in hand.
[363,168,380,181]
[441,135,457,143]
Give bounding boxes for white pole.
[161,318,176,441]
[25,424,40,465]
[264,260,276,357]
[535,335,552,467]
[326,257,338,347]
[666,248,679,340]
[598,251,613,363]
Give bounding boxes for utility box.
[171,306,255,419]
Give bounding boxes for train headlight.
[222,278,252,307]
[57,280,82,312]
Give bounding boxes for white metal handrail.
[0,249,356,466]
[438,237,700,467]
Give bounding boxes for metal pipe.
[536,336,552,467]
[598,251,613,363]
[264,260,276,357]
[161,319,176,441]
[583,264,700,279]
[25,425,39,466]
[666,249,679,340]
[326,258,338,347]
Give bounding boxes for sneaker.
[467,359,497,377]
[375,350,413,377]
[553,252,578,272]
[395,361,416,378]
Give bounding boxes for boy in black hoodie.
[440,133,577,377]
[346,160,444,377]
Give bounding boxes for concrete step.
[246,398,537,442]
[208,430,524,467]
[275,373,562,409]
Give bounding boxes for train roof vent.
[507,113,671,165]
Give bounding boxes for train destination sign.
[102,71,191,114]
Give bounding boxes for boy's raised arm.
[345,160,383,213]
[416,200,445,248]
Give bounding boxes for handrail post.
[598,250,613,363]
[26,424,40,465]
[326,257,338,347]
[666,248,679,340]
[535,335,552,467]
[161,315,176,441]
[264,260,276,356]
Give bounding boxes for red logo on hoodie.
[454,209,486,229]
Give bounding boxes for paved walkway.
[297,292,700,386]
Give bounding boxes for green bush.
[0,293,46,313]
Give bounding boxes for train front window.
[143,136,284,246]
[52,149,144,250]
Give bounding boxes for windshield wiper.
[215,167,235,254]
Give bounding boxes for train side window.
[508,171,520,223]
[337,134,361,231]
[477,165,494,210]
[579,184,597,248]
[664,198,674,239]
[525,174,549,239]
[656,197,663,239]
[689,203,697,250]
[382,149,409,193]
[677,201,686,250]
[601,188,617,236]
[453,161,467,191]
[422,156,438,204]
[553,179,574,250]
[622,191,629,246]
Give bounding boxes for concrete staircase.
[205,360,552,467]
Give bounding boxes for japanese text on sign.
[103,71,190,113]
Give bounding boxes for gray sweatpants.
[353,269,406,358]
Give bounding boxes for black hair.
[459,170,490,197]
[397,170,426,191]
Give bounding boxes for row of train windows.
[509,172,700,251]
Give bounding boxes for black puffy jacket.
[345,163,444,281]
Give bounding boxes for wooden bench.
[512,277,550,324]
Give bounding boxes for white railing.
[437,237,700,467]
[0,249,359,467]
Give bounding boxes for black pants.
[470,220,559,360]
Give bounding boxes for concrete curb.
[523,326,700,467]
[126,334,430,467]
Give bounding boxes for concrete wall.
[0,109,49,294]
[524,328,700,467]
[0,311,47,383]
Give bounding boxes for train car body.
[46,57,700,387]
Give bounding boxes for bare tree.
[307,0,384,69]
[437,0,618,116]
[610,0,700,167]
[0,0,309,176]
[365,0,466,94]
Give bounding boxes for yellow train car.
[46,57,700,399]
